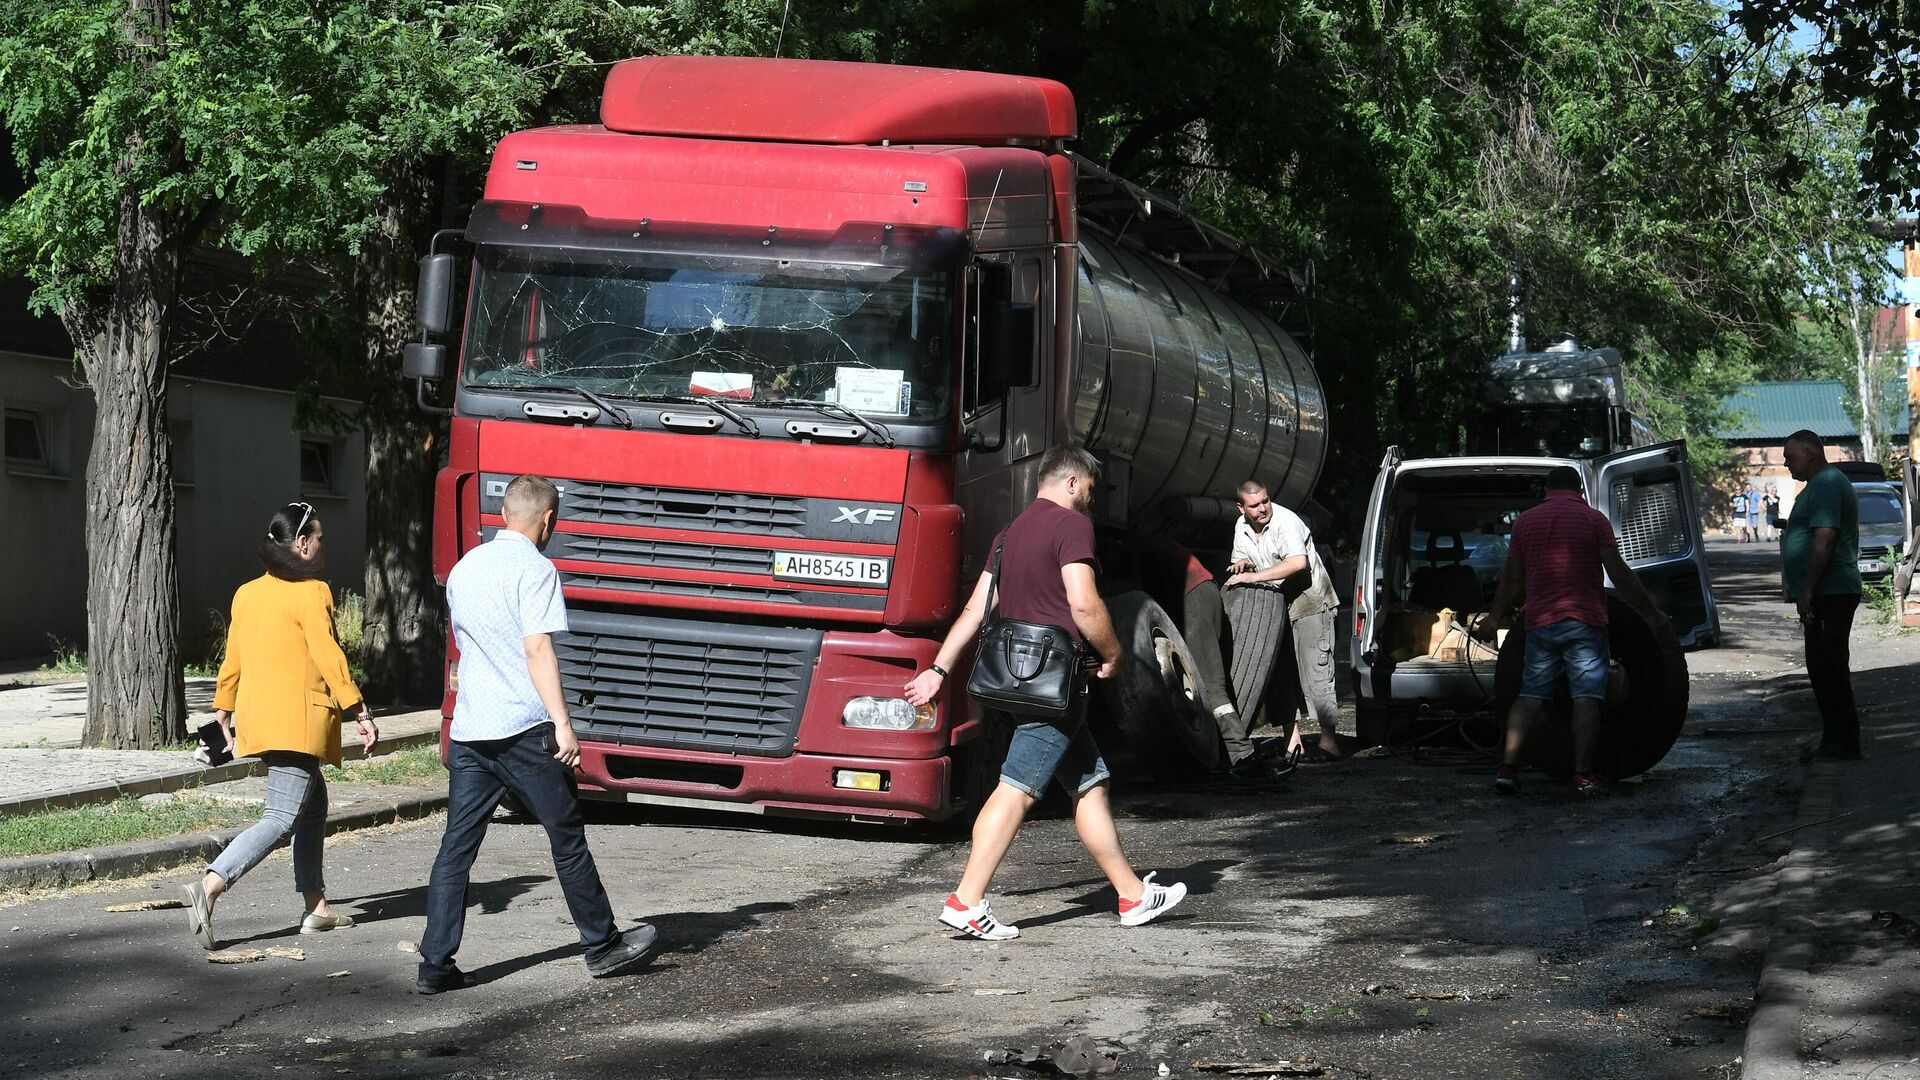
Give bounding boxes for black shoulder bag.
[965,537,1083,716]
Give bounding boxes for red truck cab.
[426,57,1082,821]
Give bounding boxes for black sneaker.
[1227,756,1294,783]
[587,924,660,978]
[416,965,468,995]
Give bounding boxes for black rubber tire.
[1226,586,1290,716]
[1093,590,1225,781]
[1492,593,1689,779]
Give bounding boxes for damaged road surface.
[0,544,1847,1079]
[3,688,1802,1080]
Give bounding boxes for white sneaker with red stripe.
[937,893,1020,940]
[1117,873,1187,926]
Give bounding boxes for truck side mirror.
[1616,411,1633,446]
[403,342,448,380]
[416,254,455,336]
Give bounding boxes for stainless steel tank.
[1071,232,1327,527]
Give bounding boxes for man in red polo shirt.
[1483,467,1662,795]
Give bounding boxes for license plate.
[771,551,891,587]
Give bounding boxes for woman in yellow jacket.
[182,502,379,950]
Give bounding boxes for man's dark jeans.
[418,722,620,981]
[1803,594,1861,753]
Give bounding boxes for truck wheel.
[1492,593,1689,779]
[1095,590,1225,781]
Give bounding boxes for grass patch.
[325,743,444,786]
[0,794,257,859]
[39,637,86,676]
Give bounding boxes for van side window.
[965,258,1037,414]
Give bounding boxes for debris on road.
[266,946,305,961]
[985,1035,1119,1076]
[397,940,419,953]
[1380,833,1449,845]
[207,949,265,964]
[975,988,1028,996]
[326,970,350,978]
[1684,1002,1753,1022]
[1873,910,1920,945]
[104,899,185,912]
[1401,988,1510,1001]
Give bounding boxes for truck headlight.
[841,697,936,731]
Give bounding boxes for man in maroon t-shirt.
[1483,467,1661,795]
[903,447,1188,940]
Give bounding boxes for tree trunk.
[1850,293,1882,464]
[67,134,187,748]
[355,167,447,705]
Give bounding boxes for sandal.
[1298,745,1341,764]
[182,880,215,950]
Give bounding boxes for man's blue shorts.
[1518,619,1610,701]
[997,688,1111,798]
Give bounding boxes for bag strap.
[976,534,1006,650]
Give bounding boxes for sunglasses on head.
[270,502,316,543]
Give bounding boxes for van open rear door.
[1592,441,1720,647]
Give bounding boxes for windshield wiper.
[751,399,896,448]
[623,393,761,438]
[563,386,635,429]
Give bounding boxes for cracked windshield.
[461,246,953,421]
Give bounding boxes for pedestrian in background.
[1746,482,1763,544]
[1226,481,1342,763]
[1483,468,1662,795]
[1764,486,1782,542]
[904,447,1187,940]
[1779,431,1864,759]
[416,474,659,993]
[182,502,377,950]
[1732,490,1751,542]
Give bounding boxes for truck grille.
[564,480,807,536]
[1611,477,1690,562]
[561,570,886,610]
[557,610,819,757]
[548,532,774,575]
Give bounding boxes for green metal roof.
[1716,379,1910,440]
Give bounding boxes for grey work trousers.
[1182,581,1253,762]
[1289,607,1340,738]
[207,751,328,894]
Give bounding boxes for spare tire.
[1226,585,1291,717]
[1091,591,1225,781]
[1492,592,1689,778]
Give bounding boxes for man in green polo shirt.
[1780,429,1864,760]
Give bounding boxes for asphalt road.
[0,540,1883,1079]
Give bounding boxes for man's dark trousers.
[418,722,621,980]
[1804,594,1861,753]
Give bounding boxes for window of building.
[300,439,338,495]
[4,409,50,471]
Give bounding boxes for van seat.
[1410,564,1481,615]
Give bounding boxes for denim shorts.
[997,689,1111,798]
[1519,619,1610,701]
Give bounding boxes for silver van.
[1349,441,1720,747]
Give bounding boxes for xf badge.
[832,506,898,525]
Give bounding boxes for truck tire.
[1226,585,1290,719]
[1094,590,1225,781]
[1491,593,1689,779]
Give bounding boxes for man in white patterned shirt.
[417,474,658,993]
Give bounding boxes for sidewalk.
[0,677,443,815]
[1743,656,1920,1077]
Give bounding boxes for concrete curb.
[1740,755,1843,1080]
[0,789,449,891]
[0,729,439,817]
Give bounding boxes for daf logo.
[832,506,897,525]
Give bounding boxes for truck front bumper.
[574,742,954,822]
